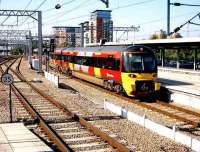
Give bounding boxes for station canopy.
[134,38,200,49]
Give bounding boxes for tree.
[150,34,159,39]
[10,48,23,55]
[150,29,167,39]
[32,40,38,49]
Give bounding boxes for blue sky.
[0,0,200,40]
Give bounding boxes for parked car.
[179,60,193,69]
[168,60,177,67]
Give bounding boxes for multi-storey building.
[52,26,81,47]
[84,10,113,45]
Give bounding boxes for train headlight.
[129,74,137,78]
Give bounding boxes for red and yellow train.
[50,45,160,97]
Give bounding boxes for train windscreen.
[123,53,157,73]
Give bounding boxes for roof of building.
[86,38,200,49]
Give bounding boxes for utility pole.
[28,31,32,63]
[167,0,170,35]
[38,11,43,73]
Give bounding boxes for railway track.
[0,58,132,152]
[50,67,200,129]
[0,56,18,66]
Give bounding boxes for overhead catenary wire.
[21,0,159,28]
[18,0,79,29]
[111,0,158,10]
[24,0,33,10]
[43,0,91,23]
[43,0,77,13]
[18,0,48,26]
[35,0,48,10]
[139,11,197,26]
[44,14,90,26]
[170,12,200,35]
[43,0,158,27]
[7,0,76,29]
[17,0,33,26]
[24,0,193,32]
[43,0,192,30]
[0,0,33,26]
[19,0,77,26]
[19,0,199,38]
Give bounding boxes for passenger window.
[84,57,93,66]
[97,56,120,71]
[68,56,73,63]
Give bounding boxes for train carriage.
[50,45,160,97]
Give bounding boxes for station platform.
[158,67,200,109]
[0,123,53,152]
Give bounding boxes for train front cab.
[121,46,160,97]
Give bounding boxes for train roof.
[63,45,127,52]
[58,45,153,53]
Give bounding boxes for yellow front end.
[121,72,160,97]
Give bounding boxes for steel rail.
[0,59,10,66]
[11,84,73,152]
[1,60,72,152]
[66,73,200,127]
[0,56,17,66]
[28,81,131,152]
[11,59,131,152]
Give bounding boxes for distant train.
[50,45,160,97]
